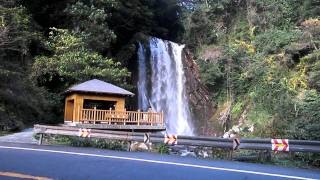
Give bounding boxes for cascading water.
[137,37,193,135]
[137,43,149,111]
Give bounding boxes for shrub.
[254,29,301,54]
[156,143,170,154]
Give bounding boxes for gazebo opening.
[83,99,116,110]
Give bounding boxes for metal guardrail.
[33,125,320,153]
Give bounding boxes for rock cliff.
[182,50,216,135]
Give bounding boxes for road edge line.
[0,145,317,180]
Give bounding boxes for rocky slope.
[183,50,216,135]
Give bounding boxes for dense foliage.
[0,0,183,129]
[0,0,319,146]
[0,1,56,129]
[32,28,131,92]
[184,0,320,141]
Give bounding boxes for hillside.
[0,0,319,142]
[182,0,320,140]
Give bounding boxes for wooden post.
[78,106,81,123]
[93,107,97,124]
[109,108,112,125]
[161,111,164,127]
[38,133,43,145]
[123,108,126,125]
[137,109,140,126]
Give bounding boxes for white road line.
[0,145,318,180]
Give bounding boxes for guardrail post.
[266,150,271,161]
[38,133,43,145]
[228,148,233,160]
[127,141,131,151]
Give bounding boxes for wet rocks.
[169,145,213,159]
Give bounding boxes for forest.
[0,0,319,141]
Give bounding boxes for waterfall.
[137,37,193,135]
[137,43,148,111]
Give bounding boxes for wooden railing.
[79,108,164,126]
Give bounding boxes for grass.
[233,150,320,169]
[41,134,171,155]
[0,131,11,137]
[155,143,170,154]
[42,134,127,151]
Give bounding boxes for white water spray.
[137,37,193,135]
[137,42,149,111]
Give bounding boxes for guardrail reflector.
[79,128,91,138]
[164,134,177,145]
[144,133,150,143]
[271,139,289,151]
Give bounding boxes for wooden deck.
[75,124,165,132]
[79,108,164,127]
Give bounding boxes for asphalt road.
[0,129,37,144]
[0,142,319,180]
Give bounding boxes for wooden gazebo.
[64,79,164,130]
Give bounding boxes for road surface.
[0,142,319,180]
[0,129,37,144]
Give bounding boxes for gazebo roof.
[66,79,134,96]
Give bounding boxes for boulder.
[130,142,152,151]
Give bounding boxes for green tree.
[0,2,36,60]
[32,28,131,92]
[181,0,242,50]
[65,1,116,53]
[254,29,301,54]
[289,90,320,140]
[109,0,184,43]
[254,0,301,30]
[198,59,224,90]
[183,6,218,49]
[302,0,320,19]
[0,1,58,129]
